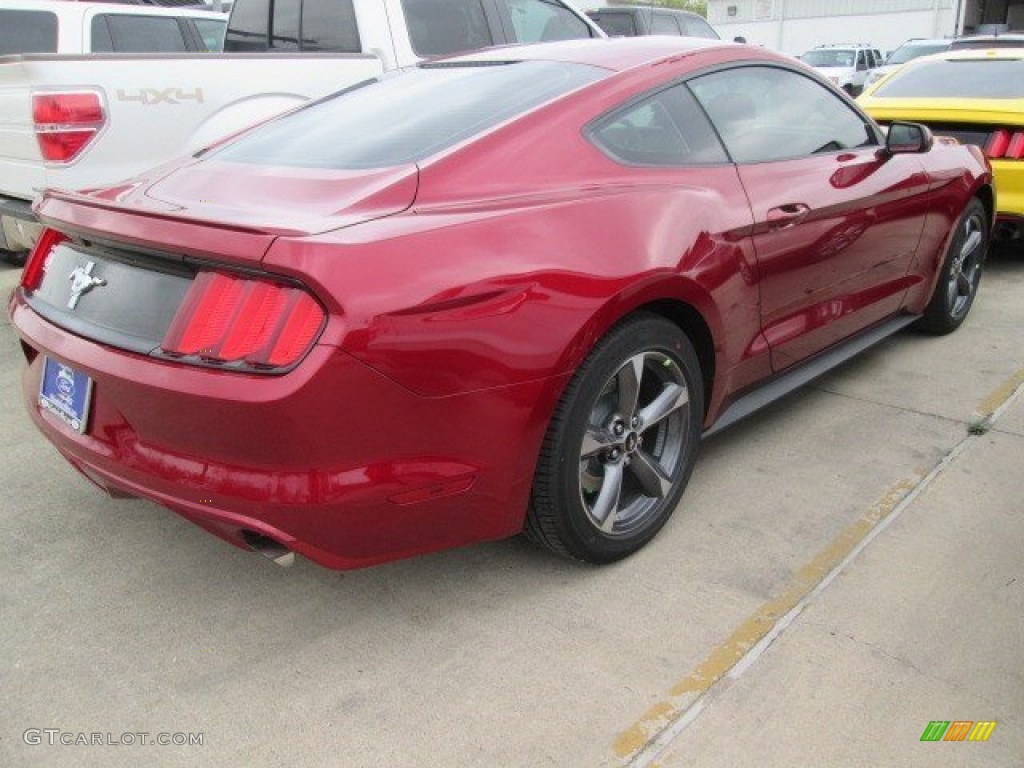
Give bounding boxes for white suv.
[799,44,877,96]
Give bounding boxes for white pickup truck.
[0,0,603,260]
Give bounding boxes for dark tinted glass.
[949,35,1024,49]
[224,0,269,50]
[588,12,636,37]
[215,61,605,169]
[403,0,493,56]
[590,83,727,166]
[0,10,58,55]
[503,0,592,42]
[872,58,1024,98]
[690,66,874,163]
[271,0,300,48]
[301,0,360,51]
[91,17,114,52]
[651,14,680,35]
[102,15,188,52]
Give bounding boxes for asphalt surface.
[1,247,1022,767]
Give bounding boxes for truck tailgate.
[0,52,385,201]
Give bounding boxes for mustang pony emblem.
[67,262,106,309]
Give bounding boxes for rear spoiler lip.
[39,189,311,238]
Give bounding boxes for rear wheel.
[917,197,988,335]
[526,314,703,563]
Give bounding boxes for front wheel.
[917,197,988,335]
[526,314,703,563]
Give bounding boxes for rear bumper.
[0,194,41,252]
[9,290,563,569]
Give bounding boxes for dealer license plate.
[39,357,93,434]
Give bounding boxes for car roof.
[440,36,738,72]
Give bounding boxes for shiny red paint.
[9,38,992,569]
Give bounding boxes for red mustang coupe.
[9,38,992,570]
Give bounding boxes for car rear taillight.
[33,91,106,163]
[21,227,68,291]
[984,128,1024,160]
[161,271,325,370]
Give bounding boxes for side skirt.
[703,314,920,439]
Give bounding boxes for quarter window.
[590,83,728,166]
[689,66,875,164]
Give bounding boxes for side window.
[0,10,58,55]
[590,83,728,166]
[224,0,269,51]
[271,0,299,49]
[403,0,493,56]
[651,14,681,35]
[689,66,876,164]
[502,0,592,43]
[588,12,636,37]
[90,17,114,52]
[683,16,718,39]
[100,15,189,52]
[301,0,360,51]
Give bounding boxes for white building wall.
[708,0,959,56]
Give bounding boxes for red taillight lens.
[1006,131,1024,160]
[32,91,106,163]
[21,227,68,291]
[161,272,325,370]
[984,129,1011,159]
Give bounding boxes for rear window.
[872,58,1024,99]
[224,0,360,52]
[91,15,189,53]
[0,10,58,55]
[214,60,605,170]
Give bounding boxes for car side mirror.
[886,122,934,154]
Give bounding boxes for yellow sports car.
[859,49,1023,246]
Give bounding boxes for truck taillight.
[984,128,1024,160]
[32,91,106,163]
[160,271,326,371]
[21,227,68,291]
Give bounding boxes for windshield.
[800,49,855,68]
[215,60,606,170]
[872,58,1024,98]
[886,41,950,64]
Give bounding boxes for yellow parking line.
[613,367,1024,765]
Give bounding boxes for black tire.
[1,249,27,267]
[526,313,703,564]
[917,197,988,335]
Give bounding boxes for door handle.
[766,203,811,229]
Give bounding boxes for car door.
[688,64,932,371]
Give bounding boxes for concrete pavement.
[1,247,1022,767]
